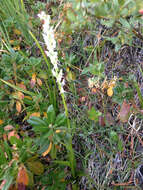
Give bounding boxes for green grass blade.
[0,79,36,97]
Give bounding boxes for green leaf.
[28,117,48,133]
[28,116,47,127]
[53,160,70,167]
[0,78,36,96]
[88,107,102,122]
[0,146,7,165]
[9,136,22,147]
[46,105,56,124]
[27,161,44,175]
[110,131,118,142]
[55,113,66,126]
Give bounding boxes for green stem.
[61,92,76,178]
[29,30,57,110]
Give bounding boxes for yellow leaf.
[9,40,14,44]
[0,120,3,125]
[13,29,21,35]
[32,73,36,80]
[43,112,47,118]
[16,101,22,113]
[42,142,52,157]
[107,87,113,97]
[24,96,32,100]
[55,129,61,133]
[13,46,20,51]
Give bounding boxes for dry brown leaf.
[118,100,130,123]
[98,116,105,126]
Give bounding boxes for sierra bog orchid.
[38,11,65,94]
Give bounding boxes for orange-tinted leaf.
[13,46,20,51]
[4,125,14,131]
[30,112,40,117]
[42,142,52,157]
[36,78,42,86]
[0,120,3,125]
[16,101,22,113]
[18,92,24,100]
[118,100,130,123]
[17,166,29,186]
[91,87,97,94]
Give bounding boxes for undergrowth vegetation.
[0,0,143,189]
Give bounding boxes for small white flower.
[38,11,65,94]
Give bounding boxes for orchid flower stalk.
[38,11,76,178]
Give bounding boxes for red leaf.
[98,116,105,126]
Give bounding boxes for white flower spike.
[38,11,65,94]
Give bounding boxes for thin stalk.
[134,80,143,109]
[29,30,57,109]
[61,92,76,178]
